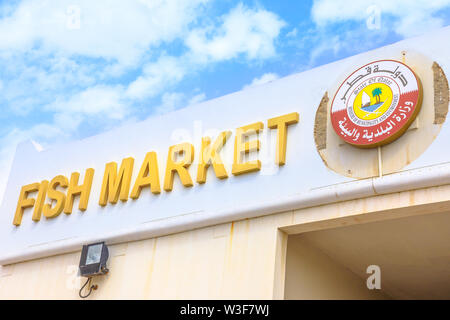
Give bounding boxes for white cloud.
[127,4,286,100]
[312,0,450,37]
[0,0,210,66]
[301,0,450,68]
[0,83,130,205]
[286,28,298,38]
[307,34,344,66]
[243,73,279,89]
[47,85,128,120]
[0,1,286,116]
[186,3,286,62]
[153,91,207,115]
[126,56,186,100]
[154,92,186,115]
[188,93,206,105]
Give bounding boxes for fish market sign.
[330,60,422,148]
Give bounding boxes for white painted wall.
[284,236,389,300]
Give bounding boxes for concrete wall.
[2,182,450,299]
[0,212,291,299]
[284,236,388,300]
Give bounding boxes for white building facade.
[1,27,450,299]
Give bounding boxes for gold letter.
[164,143,194,191]
[99,157,134,206]
[43,175,69,219]
[268,112,299,165]
[64,168,95,214]
[196,131,231,184]
[232,122,263,176]
[13,182,40,226]
[32,180,49,222]
[130,152,161,199]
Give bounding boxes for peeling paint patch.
[314,92,329,151]
[433,62,449,125]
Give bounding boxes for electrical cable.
[79,277,97,299]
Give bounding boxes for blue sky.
[1,0,450,203]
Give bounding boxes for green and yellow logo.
[353,82,393,121]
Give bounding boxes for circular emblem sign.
[330,60,423,148]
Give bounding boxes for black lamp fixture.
[78,241,109,298]
[79,241,109,277]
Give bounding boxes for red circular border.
[330,60,422,148]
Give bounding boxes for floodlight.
[79,241,109,277]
